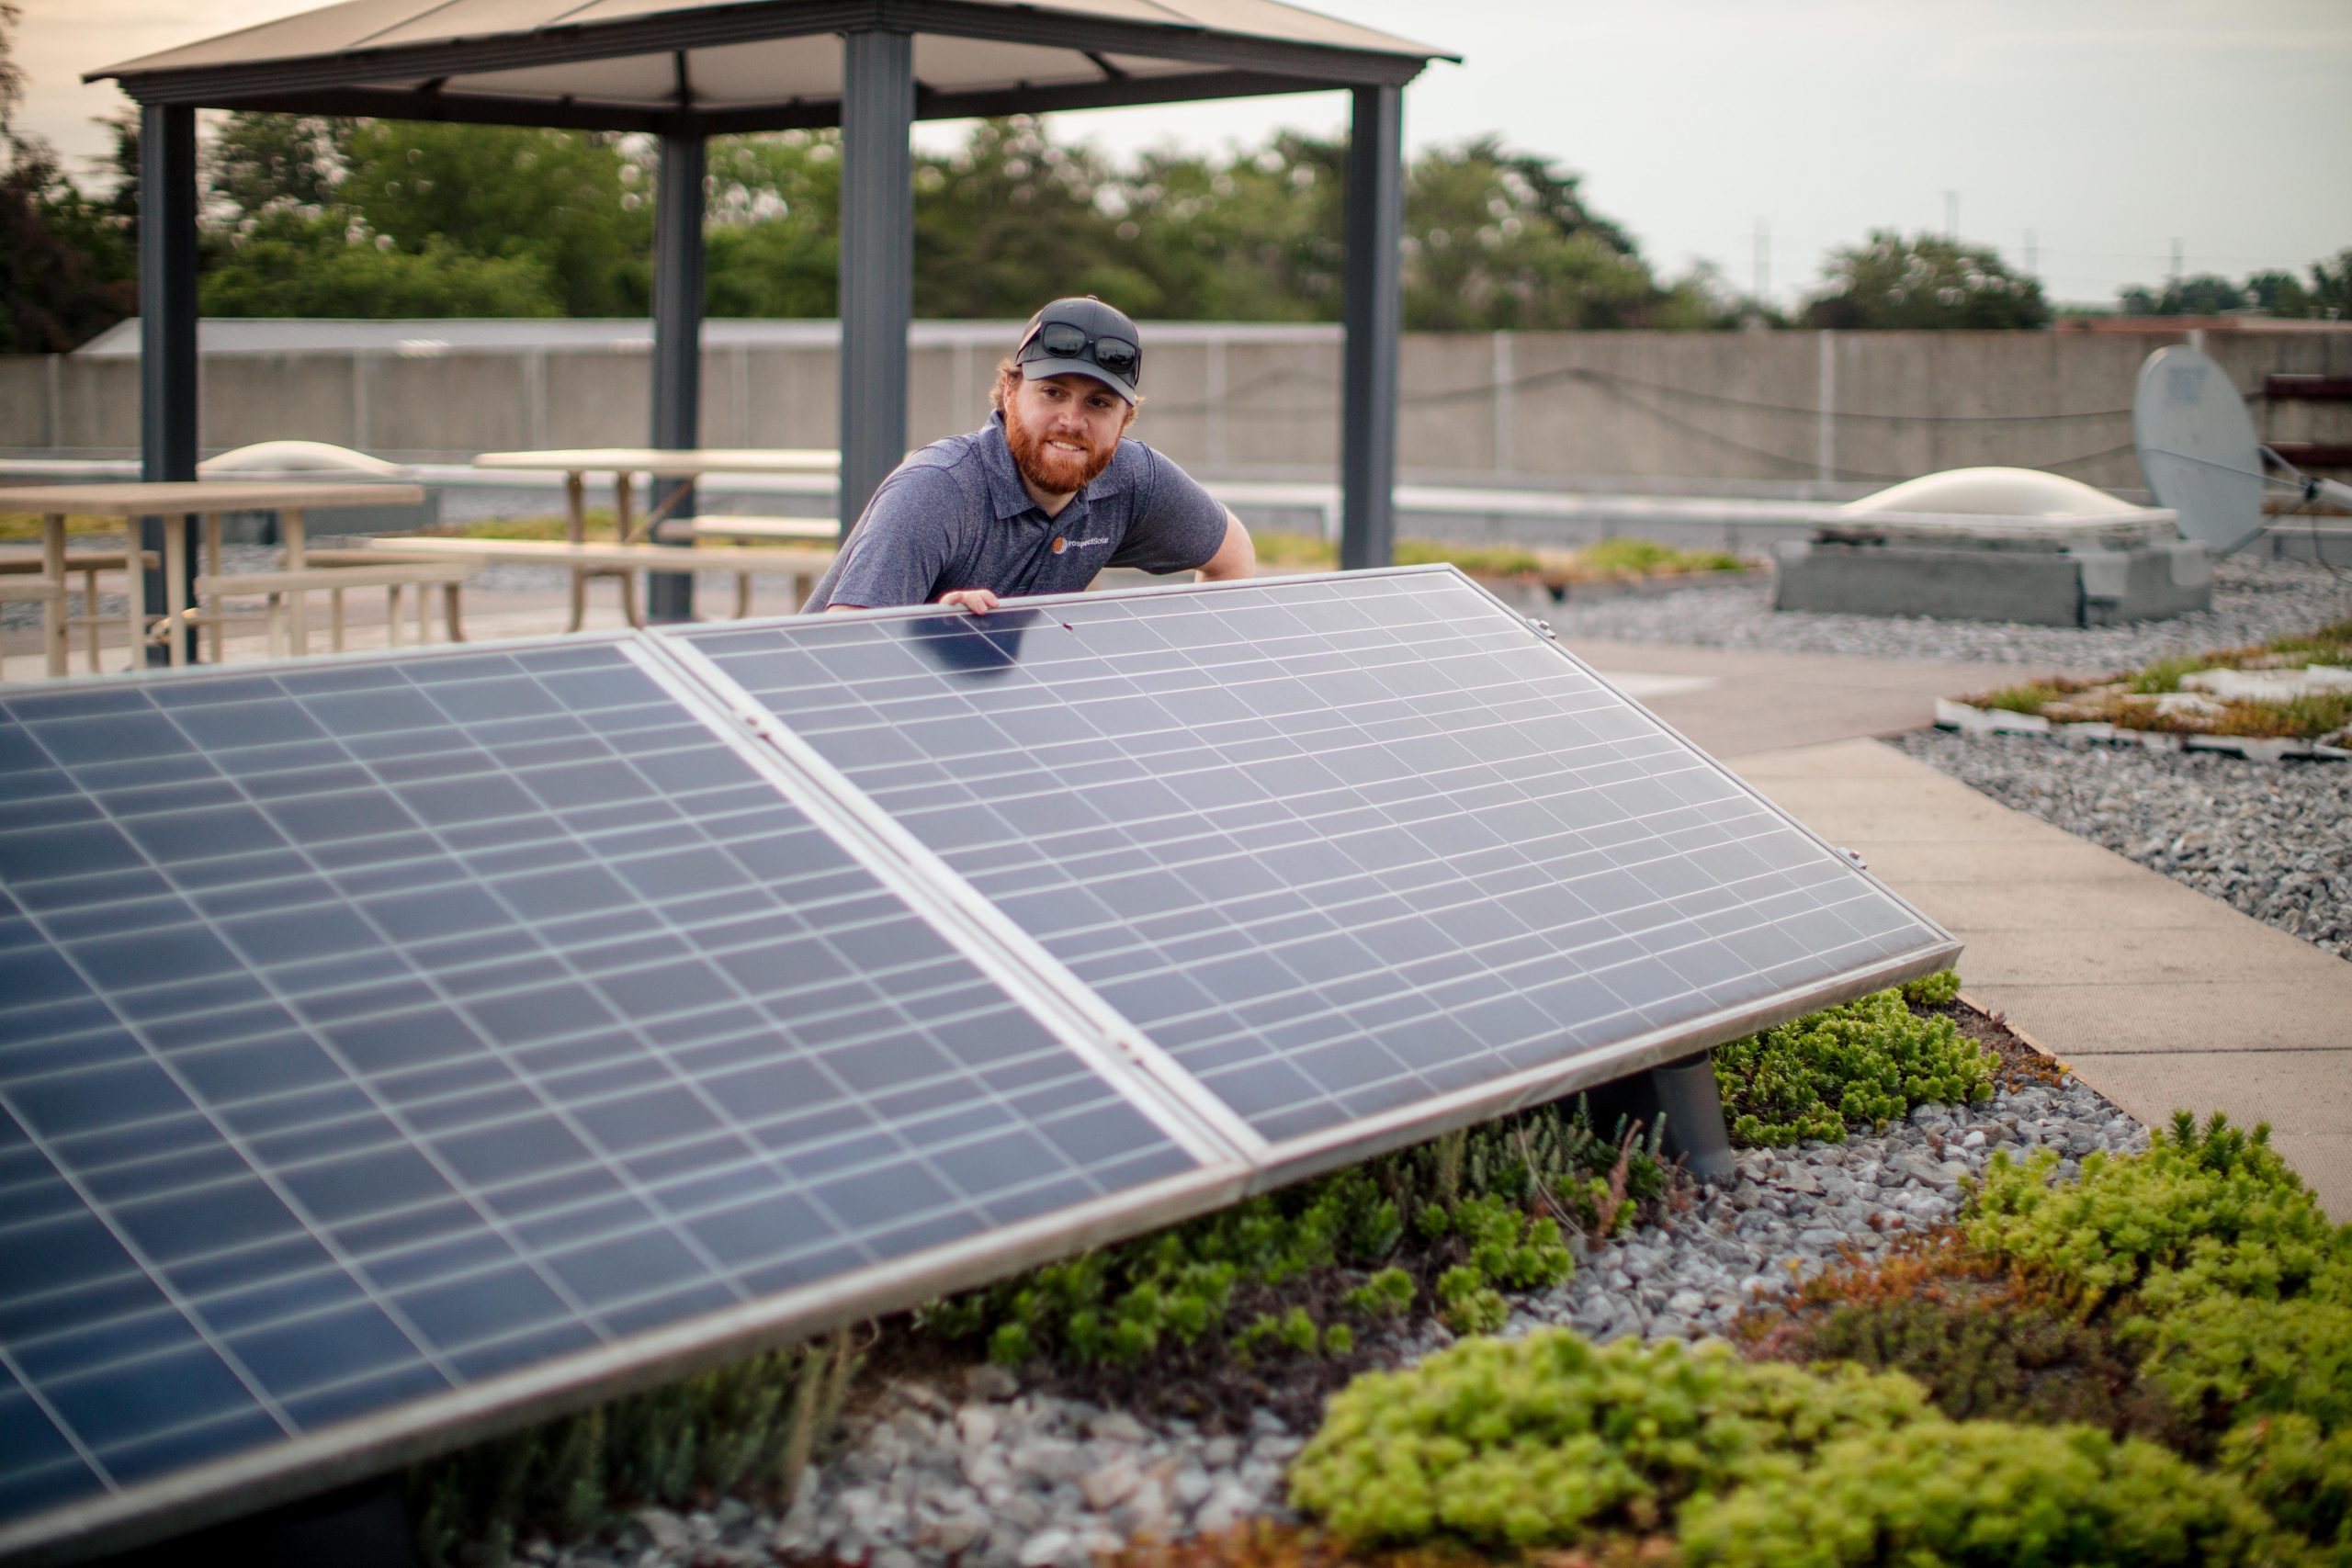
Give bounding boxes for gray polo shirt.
[807,412,1230,610]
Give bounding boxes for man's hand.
[936,588,1001,615]
[1195,509,1256,582]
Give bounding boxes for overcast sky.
[13,0,2350,310]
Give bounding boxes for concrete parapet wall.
[7,325,2346,500]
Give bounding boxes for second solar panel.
[666,570,1957,1148]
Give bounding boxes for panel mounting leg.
[1581,1049,1737,1184]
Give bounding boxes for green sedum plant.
[2136,1291,2352,1437]
[1770,1288,2186,1440]
[1899,967,1962,1007]
[2221,1414,2352,1559]
[1712,982,1996,1147]
[1288,1329,1937,1549]
[1965,1111,2350,1318]
[922,1097,1665,1376]
[1676,1419,2295,1568]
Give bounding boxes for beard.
[1005,400,1119,495]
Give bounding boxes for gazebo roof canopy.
[88,0,1453,134]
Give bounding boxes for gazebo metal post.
[139,102,199,664]
[648,125,707,623]
[1338,83,1402,572]
[836,28,914,537]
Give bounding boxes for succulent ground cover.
[1956,618,2352,746]
[1279,1111,2352,1566]
[910,1094,1675,1432]
[1246,533,1747,587]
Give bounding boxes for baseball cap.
[1014,297,1142,404]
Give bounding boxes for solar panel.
[662,569,1958,1152]
[0,638,1238,1559]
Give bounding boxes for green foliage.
[1965,1111,2347,1317]
[406,1334,855,1567]
[1344,1268,1416,1319]
[1290,1330,1938,1549]
[1677,1419,2292,1568]
[2136,1291,2352,1436]
[1804,230,2052,330]
[338,120,652,316]
[1961,623,2352,740]
[1245,534,1743,586]
[2222,1415,2352,1556]
[1392,538,1546,577]
[1975,679,2082,715]
[199,211,563,318]
[2129,654,2214,696]
[2270,618,2352,661]
[1772,1288,2185,1441]
[30,105,1731,331]
[2124,253,2352,321]
[1571,537,1747,578]
[1899,967,1962,1007]
[1713,986,1997,1147]
[1432,1267,1508,1336]
[922,1097,1664,1377]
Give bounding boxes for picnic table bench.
[352,536,836,625]
[0,550,160,674]
[470,448,840,627]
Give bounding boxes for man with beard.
[808,298,1254,614]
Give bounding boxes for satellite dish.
[2133,345,2352,556]
[2133,346,2266,553]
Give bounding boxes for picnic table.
[0,480,428,673]
[469,448,839,628]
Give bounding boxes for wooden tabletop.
[0,481,427,514]
[471,448,840,476]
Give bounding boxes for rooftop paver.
[1733,737,2352,1219]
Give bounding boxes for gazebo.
[89,1,1455,624]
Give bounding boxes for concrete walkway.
[1729,738,2352,1221]
[1579,635,2349,1219]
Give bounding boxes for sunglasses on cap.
[1017,320,1142,384]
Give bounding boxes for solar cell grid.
[673,570,1948,1145]
[0,641,1203,1540]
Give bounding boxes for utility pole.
[2169,237,2184,293]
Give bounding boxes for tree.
[199,211,560,317]
[1398,137,1660,330]
[209,109,346,220]
[2308,250,2352,319]
[911,118,1157,317]
[2118,273,2249,316]
[1804,231,2050,329]
[198,115,650,318]
[0,5,137,350]
[334,120,650,315]
[2245,252,2348,320]
[703,130,838,317]
[1115,131,1348,322]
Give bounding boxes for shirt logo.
[1050,536,1111,555]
